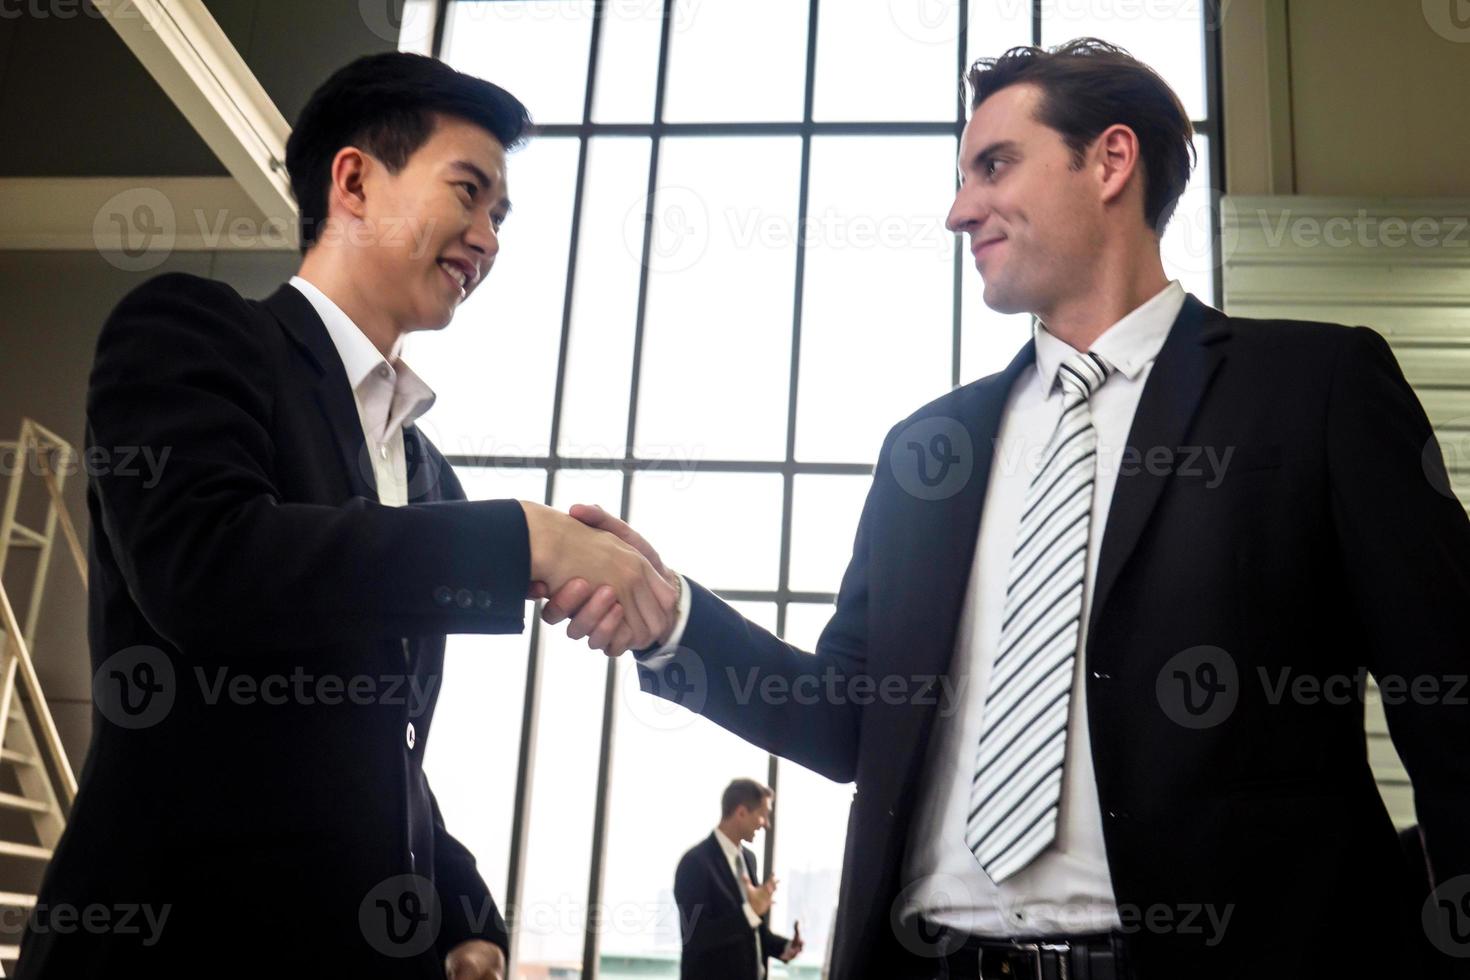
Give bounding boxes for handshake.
[519,501,679,657]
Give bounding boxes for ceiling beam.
[96,0,299,248]
[0,177,293,253]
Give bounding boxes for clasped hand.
[521,502,676,657]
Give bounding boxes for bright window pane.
[559,138,654,459]
[814,0,958,121]
[424,465,544,907]
[629,470,784,592]
[1160,134,1215,306]
[663,0,808,122]
[767,605,849,978]
[634,137,802,462]
[967,1,1035,68]
[789,475,871,595]
[591,0,663,123]
[795,136,956,464]
[455,464,549,505]
[516,627,607,975]
[1040,1,1208,120]
[551,467,625,516]
[424,633,530,905]
[443,1,594,123]
[405,138,580,460]
[600,664,771,968]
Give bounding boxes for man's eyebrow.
[449,160,511,212]
[448,159,494,189]
[964,139,1021,170]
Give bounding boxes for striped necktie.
[966,348,1115,883]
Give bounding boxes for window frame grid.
[431,2,1225,975]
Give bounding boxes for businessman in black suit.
[16,53,673,979]
[541,40,1470,980]
[674,779,804,980]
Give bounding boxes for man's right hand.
[743,872,777,918]
[519,501,675,651]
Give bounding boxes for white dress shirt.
[899,279,1185,936]
[713,827,766,972]
[288,275,436,508]
[652,281,1186,933]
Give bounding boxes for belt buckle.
[996,941,1071,980]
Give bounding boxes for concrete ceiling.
[0,0,399,178]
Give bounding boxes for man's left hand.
[779,921,804,962]
[445,939,506,980]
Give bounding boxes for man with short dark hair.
[544,39,1470,980]
[16,51,674,979]
[674,779,803,980]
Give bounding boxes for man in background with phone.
[674,779,805,979]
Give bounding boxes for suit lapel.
[261,282,380,502]
[703,834,744,907]
[890,339,1038,691]
[1087,294,1232,639]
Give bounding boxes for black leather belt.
[918,917,1132,980]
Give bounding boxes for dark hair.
[965,38,1195,233]
[285,52,532,254]
[721,778,773,819]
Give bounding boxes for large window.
[414,2,1223,977]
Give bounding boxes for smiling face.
[946,82,1110,321]
[732,796,771,843]
[353,113,511,333]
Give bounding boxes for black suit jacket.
[675,833,789,980]
[637,295,1470,979]
[17,274,531,978]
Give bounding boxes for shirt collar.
[289,275,436,426]
[713,828,742,859]
[1032,279,1186,396]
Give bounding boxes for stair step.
[0,749,35,767]
[0,841,51,860]
[0,893,34,909]
[0,793,48,815]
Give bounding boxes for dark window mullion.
[766,0,823,895]
[574,3,626,978]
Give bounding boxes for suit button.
[433,586,453,606]
[406,722,416,750]
[475,590,493,610]
[409,849,416,869]
[455,588,474,609]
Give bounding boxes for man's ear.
[1095,124,1142,210]
[328,146,372,222]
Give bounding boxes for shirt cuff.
[742,902,763,929]
[633,571,692,668]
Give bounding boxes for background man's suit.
[675,832,790,980]
[636,295,1470,979]
[16,274,531,977]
